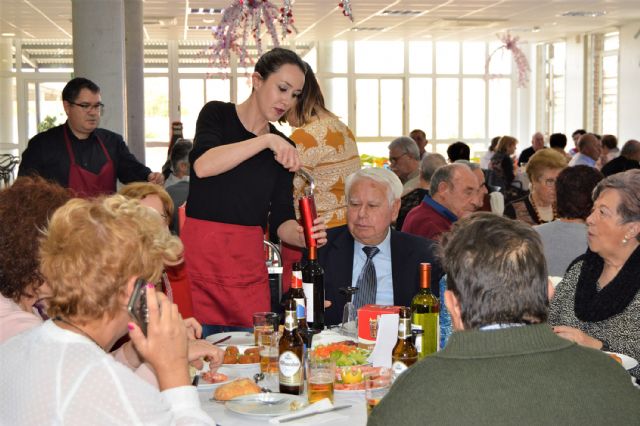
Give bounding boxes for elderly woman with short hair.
[505,148,567,225]
[0,196,215,424]
[549,169,640,379]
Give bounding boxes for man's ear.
[444,290,464,331]
[390,198,401,221]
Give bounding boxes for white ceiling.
[1,0,638,44]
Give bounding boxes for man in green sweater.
[369,213,639,426]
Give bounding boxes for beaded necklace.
[528,193,557,224]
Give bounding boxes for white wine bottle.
[411,263,440,358]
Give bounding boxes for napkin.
[367,313,399,368]
[269,398,347,424]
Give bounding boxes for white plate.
[225,393,308,417]
[312,329,357,348]
[197,371,238,391]
[206,331,255,347]
[335,388,365,396]
[606,352,639,370]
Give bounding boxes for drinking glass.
[339,286,358,338]
[259,330,280,375]
[307,357,336,403]
[365,367,393,416]
[253,311,279,346]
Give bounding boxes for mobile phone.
[127,278,149,336]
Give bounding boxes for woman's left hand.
[298,216,328,248]
[183,317,202,340]
[553,326,603,349]
[187,339,225,372]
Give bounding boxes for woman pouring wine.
[183,48,327,337]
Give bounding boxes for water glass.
[253,311,278,346]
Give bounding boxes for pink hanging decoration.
[207,0,296,71]
[338,0,354,22]
[485,32,531,88]
[279,0,295,40]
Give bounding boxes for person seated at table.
[316,168,443,326]
[395,153,447,231]
[0,176,71,341]
[446,141,470,163]
[601,139,640,177]
[534,166,604,276]
[401,163,481,241]
[505,148,567,225]
[369,213,640,426]
[119,182,196,321]
[0,196,216,425]
[549,169,640,379]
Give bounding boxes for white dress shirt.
[352,228,394,305]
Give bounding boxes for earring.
[622,236,629,244]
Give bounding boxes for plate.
[606,352,639,370]
[312,329,357,348]
[197,371,237,391]
[206,331,255,347]
[225,393,308,417]
[221,345,261,370]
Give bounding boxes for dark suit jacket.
[312,226,444,326]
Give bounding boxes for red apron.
[64,126,116,197]
[181,217,270,327]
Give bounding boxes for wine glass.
[339,286,359,338]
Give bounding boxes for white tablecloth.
[197,363,367,426]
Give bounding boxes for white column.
[124,0,146,162]
[71,0,126,136]
[0,38,14,147]
[618,22,640,142]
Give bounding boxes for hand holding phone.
[127,278,149,335]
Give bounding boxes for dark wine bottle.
[302,246,325,331]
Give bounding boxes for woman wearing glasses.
[18,77,162,197]
[504,148,568,225]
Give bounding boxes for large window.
[602,32,619,135]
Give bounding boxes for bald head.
[578,134,602,161]
[621,140,640,161]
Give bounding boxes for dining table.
[199,329,369,425]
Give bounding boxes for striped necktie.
[353,246,380,309]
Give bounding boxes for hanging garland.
[485,32,531,88]
[338,0,354,21]
[206,0,296,70]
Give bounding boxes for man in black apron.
[18,77,163,197]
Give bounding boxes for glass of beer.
[253,312,278,346]
[365,368,392,416]
[307,357,335,403]
[259,330,279,375]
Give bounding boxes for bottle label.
[279,351,302,385]
[392,360,408,377]
[398,318,410,339]
[302,282,314,323]
[411,323,423,353]
[292,271,303,289]
[284,311,297,331]
[293,297,306,320]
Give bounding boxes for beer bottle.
[290,262,310,348]
[302,246,325,331]
[279,298,304,395]
[392,307,418,377]
[411,263,440,358]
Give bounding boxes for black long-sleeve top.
[186,101,296,231]
[18,123,151,187]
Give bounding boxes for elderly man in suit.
[317,167,443,327]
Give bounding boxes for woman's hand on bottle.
[267,134,301,172]
[297,216,328,248]
[128,284,190,390]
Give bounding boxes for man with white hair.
[388,136,421,195]
[315,168,443,326]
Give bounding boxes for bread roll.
[213,378,261,401]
